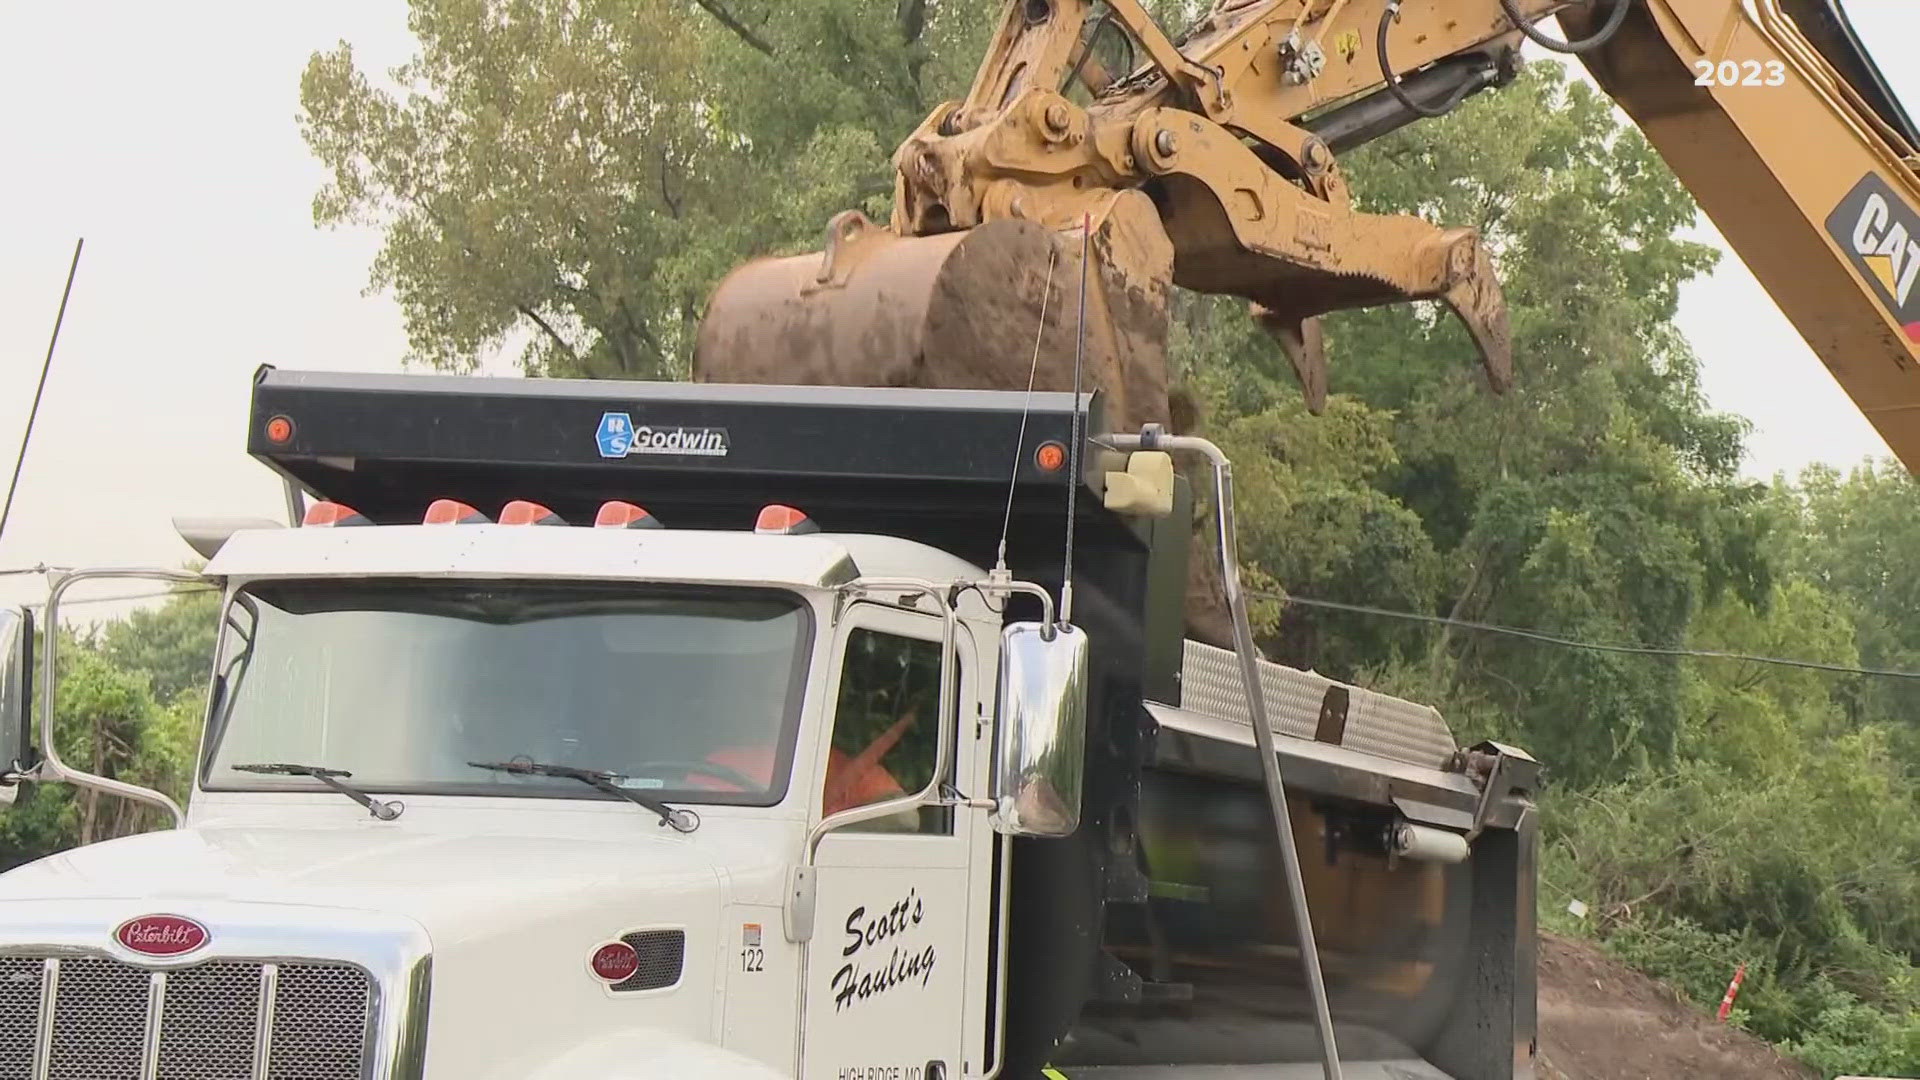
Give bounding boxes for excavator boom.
[1570,0,1920,467]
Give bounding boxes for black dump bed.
[251,365,1100,531]
[246,364,1192,700]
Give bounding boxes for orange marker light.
[595,501,662,529]
[265,415,294,444]
[499,500,565,526]
[303,501,370,528]
[1034,441,1068,472]
[755,504,819,535]
[424,499,489,525]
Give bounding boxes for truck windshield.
[202,581,812,805]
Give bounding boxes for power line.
[13,575,1920,679]
[1262,590,1920,681]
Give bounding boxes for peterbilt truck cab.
[0,369,1541,1080]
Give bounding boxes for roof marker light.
[755,504,819,535]
[424,499,490,525]
[303,501,371,528]
[595,501,662,529]
[499,500,566,526]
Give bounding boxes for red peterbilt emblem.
[114,915,209,957]
[589,941,640,982]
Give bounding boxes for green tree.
[0,595,212,869]
[1168,64,1765,783]
[100,588,219,705]
[1771,462,1920,749]
[299,0,993,378]
[1204,393,1442,671]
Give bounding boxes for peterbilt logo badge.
[114,914,209,957]
[589,940,640,982]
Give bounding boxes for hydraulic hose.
[1306,52,1505,152]
[1377,1,1485,118]
[1498,0,1634,54]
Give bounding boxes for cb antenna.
[994,246,1059,576]
[1,238,84,542]
[1059,214,1091,627]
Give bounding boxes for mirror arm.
[940,782,995,811]
[974,575,1057,637]
[39,568,196,827]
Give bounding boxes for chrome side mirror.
[990,622,1088,838]
[0,608,34,808]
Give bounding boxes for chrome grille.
[48,958,149,1080]
[268,965,374,1080]
[611,929,684,992]
[0,956,373,1080]
[0,959,43,1080]
[157,962,261,1080]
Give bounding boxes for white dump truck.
[0,368,1540,1079]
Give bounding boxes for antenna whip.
[1,238,84,542]
[1060,215,1091,625]
[995,247,1060,573]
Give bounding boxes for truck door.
[801,603,987,1080]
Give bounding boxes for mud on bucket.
[693,212,1169,434]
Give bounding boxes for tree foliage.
[0,595,213,870]
[300,0,994,377]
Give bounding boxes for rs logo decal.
[1826,173,1920,342]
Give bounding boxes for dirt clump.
[1536,932,1815,1080]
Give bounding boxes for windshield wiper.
[232,763,403,820]
[467,759,699,833]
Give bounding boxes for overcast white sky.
[1,1,1915,620]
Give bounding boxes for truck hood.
[0,822,751,1078]
[0,823,727,934]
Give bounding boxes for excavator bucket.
[694,201,1176,435]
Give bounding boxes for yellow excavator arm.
[1573,0,1920,467]
[695,0,1920,468]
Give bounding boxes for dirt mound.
[1537,933,1815,1080]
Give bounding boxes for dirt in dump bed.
[1536,933,1817,1080]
